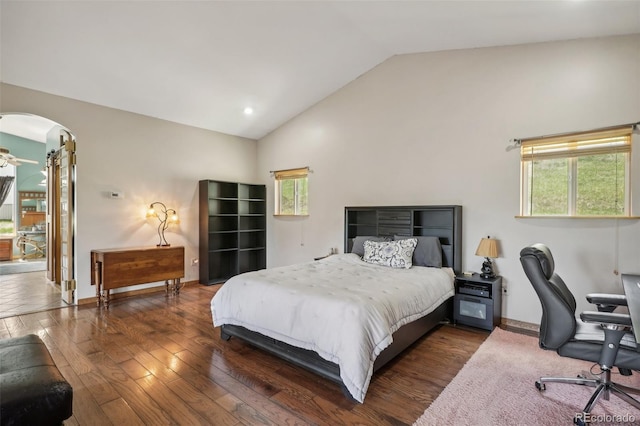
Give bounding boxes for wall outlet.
[191,258,199,266]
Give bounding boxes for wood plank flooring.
[0,283,488,425]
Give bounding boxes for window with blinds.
[520,126,633,217]
[274,167,309,216]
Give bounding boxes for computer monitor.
[620,273,640,343]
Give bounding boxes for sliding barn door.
[46,151,56,282]
[46,130,76,304]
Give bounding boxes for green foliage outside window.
[576,154,625,216]
[528,154,626,216]
[530,158,568,215]
[0,219,15,235]
[277,177,308,215]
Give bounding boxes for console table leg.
[164,278,181,296]
[96,286,110,308]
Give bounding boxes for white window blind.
[521,128,631,161]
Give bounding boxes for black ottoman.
[0,334,73,425]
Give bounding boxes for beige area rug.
[415,328,640,426]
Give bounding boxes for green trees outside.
[278,177,308,215]
[529,154,625,216]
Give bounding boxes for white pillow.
[363,238,417,269]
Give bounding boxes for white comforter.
[210,253,454,402]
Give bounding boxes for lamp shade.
[475,237,498,258]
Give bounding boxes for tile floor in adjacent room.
[0,270,68,318]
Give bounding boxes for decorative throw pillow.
[351,236,387,257]
[363,238,417,269]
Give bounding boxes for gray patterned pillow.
[362,238,417,269]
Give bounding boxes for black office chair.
[520,243,640,425]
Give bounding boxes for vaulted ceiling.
[1,1,639,140]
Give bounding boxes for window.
[0,167,16,236]
[274,167,308,216]
[520,125,634,217]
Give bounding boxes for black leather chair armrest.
[580,310,633,327]
[586,293,627,313]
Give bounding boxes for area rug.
[415,328,640,426]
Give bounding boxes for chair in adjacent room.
[520,243,640,425]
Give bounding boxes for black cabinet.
[344,205,462,272]
[199,180,266,285]
[454,274,502,330]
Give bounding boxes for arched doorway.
[0,113,77,315]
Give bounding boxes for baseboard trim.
[78,280,199,306]
[500,318,539,337]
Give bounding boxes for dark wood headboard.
[344,205,462,273]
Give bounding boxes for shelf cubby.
[344,205,462,272]
[238,248,266,274]
[199,180,267,285]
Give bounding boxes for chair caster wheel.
[535,381,546,391]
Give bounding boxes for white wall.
[258,34,640,325]
[2,35,638,324]
[1,83,259,301]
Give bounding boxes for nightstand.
[453,274,502,331]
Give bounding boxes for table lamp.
[475,236,498,279]
[146,201,179,246]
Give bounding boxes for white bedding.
[210,253,455,402]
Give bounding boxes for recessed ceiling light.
[243,107,254,115]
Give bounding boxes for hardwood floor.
[0,284,488,425]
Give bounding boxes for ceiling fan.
[0,146,39,167]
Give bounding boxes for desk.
[621,273,640,343]
[91,246,184,308]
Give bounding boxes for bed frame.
[220,205,462,398]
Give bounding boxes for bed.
[211,205,462,402]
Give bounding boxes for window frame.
[519,125,635,218]
[0,166,17,237]
[273,167,309,216]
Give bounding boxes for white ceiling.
[0,114,58,144]
[1,1,639,140]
